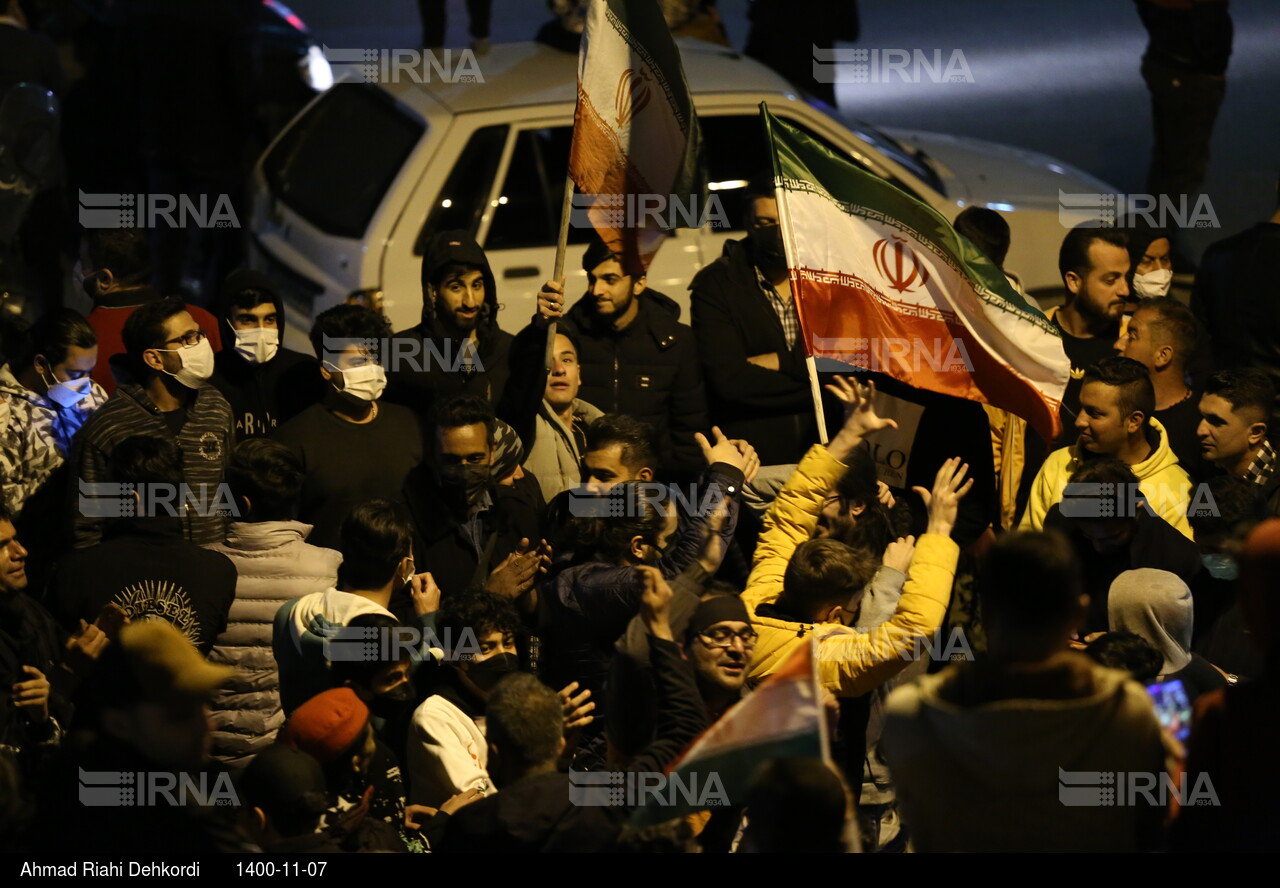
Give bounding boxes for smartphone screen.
[1144,678,1192,742]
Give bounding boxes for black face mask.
[439,463,493,508]
[369,682,414,720]
[463,652,521,694]
[749,224,786,267]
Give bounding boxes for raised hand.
[409,571,442,617]
[694,426,746,471]
[826,377,897,459]
[558,681,596,731]
[486,539,540,600]
[536,278,566,326]
[912,457,975,537]
[637,565,673,641]
[731,438,761,484]
[882,535,917,574]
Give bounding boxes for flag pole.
[806,357,829,445]
[546,174,575,370]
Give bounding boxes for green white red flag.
[762,105,1069,441]
[568,0,704,275]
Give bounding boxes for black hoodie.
[209,268,323,438]
[384,231,513,415]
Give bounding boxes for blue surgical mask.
[1202,553,1239,582]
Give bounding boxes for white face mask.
[1133,268,1173,300]
[41,371,93,409]
[233,327,279,365]
[157,338,216,389]
[328,362,386,402]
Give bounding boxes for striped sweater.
[70,383,236,548]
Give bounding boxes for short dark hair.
[1203,368,1275,423]
[1058,225,1128,283]
[485,672,563,773]
[328,613,410,689]
[586,414,658,475]
[1082,356,1156,424]
[741,173,775,219]
[241,743,329,838]
[226,287,275,314]
[829,443,897,556]
[438,590,522,653]
[109,434,185,488]
[226,439,304,522]
[980,531,1082,634]
[742,758,849,853]
[1085,631,1162,682]
[23,309,96,371]
[1188,475,1267,543]
[779,538,879,621]
[1134,297,1197,363]
[434,394,497,447]
[308,304,390,365]
[337,500,412,590]
[1064,458,1145,524]
[84,229,151,285]
[1069,457,1140,489]
[121,297,189,357]
[568,481,668,563]
[954,206,1012,268]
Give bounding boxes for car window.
[699,113,923,229]
[485,127,594,251]
[263,83,424,239]
[415,124,508,254]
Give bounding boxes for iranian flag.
[569,0,704,275]
[631,638,826,827]
[763,105,1069,441]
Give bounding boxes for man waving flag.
[568,0,705,275]
[761,105,1069,441]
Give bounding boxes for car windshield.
[263,83,425,239]
[811,102,946,197]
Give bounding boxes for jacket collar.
[221,520,314,550]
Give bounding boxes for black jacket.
[689,238,817,465]
[385,231,513,414]
[1191,222,1280,416]
[0,590,73,759]
[562,289,708,476]
[400,464,543,600]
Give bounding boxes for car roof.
[379,39,800,116]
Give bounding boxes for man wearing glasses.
[71,298,234,548]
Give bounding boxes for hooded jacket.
[205,520,342,768]
[210,268,323,439]
[562,288,708,477]
[70,382,235,548]
[0,363,107,513]
[272,588,395,714]
[689,237,817,465]
[385,230,513,412]
[1020,416,1194,539]
[883,654,1171,852]
[742,444,959,697]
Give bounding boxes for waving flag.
[762,105,1069,441]
[631,638,826,827]
[569,0,705,274]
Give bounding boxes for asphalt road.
[289,0,1280,261]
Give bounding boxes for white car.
[249,40,1117,350]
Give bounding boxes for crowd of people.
[0,177,1277,853]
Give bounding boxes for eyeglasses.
[697,627,758,649]
[160,329,207,348]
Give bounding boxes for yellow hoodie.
[742,445,960,697]
[1018,416,1193,539]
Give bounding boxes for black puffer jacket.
[562,289,708,477]
[385,231,512,414]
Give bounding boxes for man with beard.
[690,179,818,466]
[273,305,424,551]
[401,395,544,604]
[385,230,512,415]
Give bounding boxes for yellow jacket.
[1018,416,1193,539]
[742,444,960,697]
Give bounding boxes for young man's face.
[1197,393,1266,468]
[38,344,97,385]
[583,443,652,492]
[1135,237,1172,276]
[145,311,201,376]
[228,300,278,331]
[545,333,581,412]
[0,521,29,596]
[690,620,755,695]
[1075,381,1138,456]
[436,422,493,468]
[433,266,485,332]
[320,344,378,387]
[1075,517,1136,554]
[1066,240,1129,325]
[586,258,644,321]
[1115,309,1166,372]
